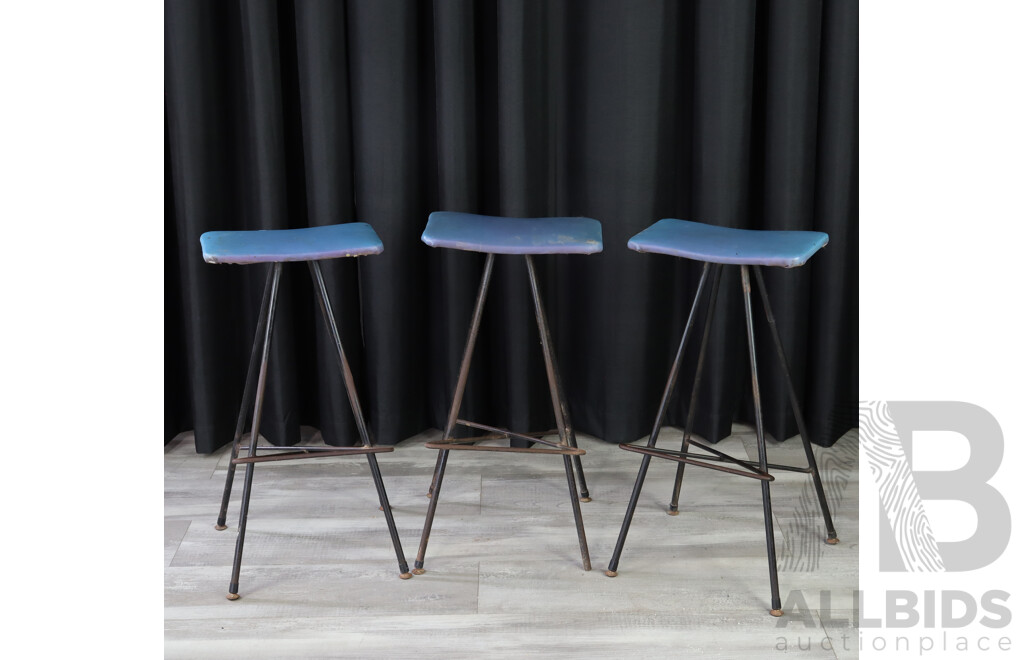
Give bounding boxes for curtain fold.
[165,0,858,454]
[293,0,363,445]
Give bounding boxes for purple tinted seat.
[421,212,603,255]
[628,219,828,268]
[200,222,383,265]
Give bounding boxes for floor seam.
[167,519,193,568]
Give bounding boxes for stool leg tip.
[425,492,432,498]
[412,568,426,575]
[226,593,240,601]
[604,570,618,578]
[214,524,228,531]
[770,609,784,617]
[579,497,592,503]
[825,535,840,545]
[666,508,679,516]
[399,572,413,580]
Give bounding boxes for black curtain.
[165,0,858,454]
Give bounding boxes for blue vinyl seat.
[627,218,828,268]
[421,211,602,255]
[200,222,383,264]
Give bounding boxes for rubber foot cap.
[215,524,227,531]
[605,570,618,578]
[667,509,679,516]
[426,492,432,498]
[412,568,426,575]
[399,572,412,580]
[770,609,784,617]
[580,497,592,503]
[226,593,240,601]
[825,537,840,545]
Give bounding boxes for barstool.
[413,211,602,574]
[604,218,839,616]
[200,222,411,600]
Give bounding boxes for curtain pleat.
[166,0,858,453]
[754,0,823,446]
[293,0,363,445]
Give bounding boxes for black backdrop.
[166,0,857,454]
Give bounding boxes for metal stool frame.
[605,262,838,616]
[413,253,592,574]
[215,261,411,600]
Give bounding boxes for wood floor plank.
[165,519,191,568]
[165,561,480,620]
[165,426,858,657]
[818,609,860,660]
[166,472,482,523]
[165,611,839,659]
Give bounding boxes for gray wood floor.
[166,425,859,659]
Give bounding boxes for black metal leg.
[216,265,276,530]
[668,264,723,514]
[752,266,839,544]
[536,275,591,502]
[416,449,449,573]
[606,262,713,577]
[558,381,590,501]
[308,261,411,578]
[523,257,589,499]
[525,255,591,571]
[227,263,282,600]
[365,453,410,574]
[742,265,783,616]
[426,452,443,498]
[415,253,495,574]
